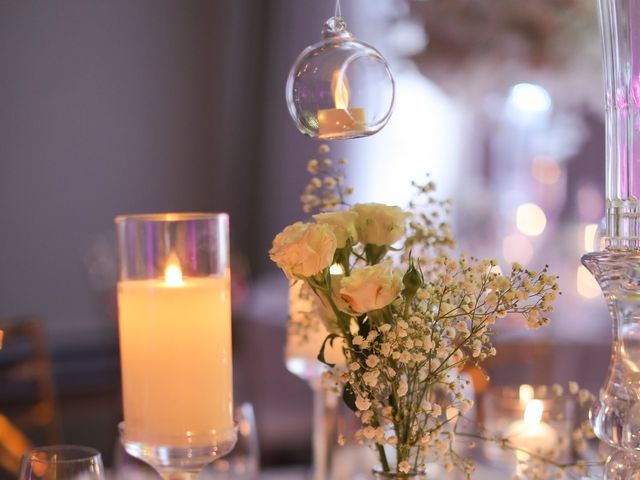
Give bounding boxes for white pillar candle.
[118,259,233,445]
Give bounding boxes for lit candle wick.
[165,255,184,286]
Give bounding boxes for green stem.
[403,293,414,320]
[376,443,390,472]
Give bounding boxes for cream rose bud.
[340,263,403,314]
[352,203,411,246]
[313,211,358,248]
[269,222,337,279]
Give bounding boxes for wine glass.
[206,403,259,479]
[115,213,237,479]
[18,445,105,479]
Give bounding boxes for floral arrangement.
[271,145,597,478]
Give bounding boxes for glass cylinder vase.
[585,0,640,476]
[115,213,236,479]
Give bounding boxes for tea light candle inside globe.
[318,107,366,139]
[317,70,366,139]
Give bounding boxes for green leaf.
[317,333,339,367]
[343,383,358,412]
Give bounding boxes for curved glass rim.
[24,445,102,464]
[119,421,239,445]
[114,212,228,224]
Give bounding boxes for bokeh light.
[532,156,562,185]
[516,203,547,236]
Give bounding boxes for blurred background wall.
[0,0,613,475]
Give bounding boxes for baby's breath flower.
[307,159,319,174]
[355,396,371,411]
[363,426,377,440]
[366,355,380,368]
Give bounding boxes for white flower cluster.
[300,144,352,213]
[271,146,563,476]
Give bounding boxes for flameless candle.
[116,214,234,453]
[318,70,365,139]
[118,258,233,445]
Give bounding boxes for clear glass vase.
[585,0,640,476]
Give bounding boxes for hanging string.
[335,0,342,18]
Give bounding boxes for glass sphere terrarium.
[286,16,395,140]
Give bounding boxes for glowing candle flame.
[523,399,544,427]
[331,70,350,110]
[164,255,184,286]
[516,203,547,236]
[519,384,534,403]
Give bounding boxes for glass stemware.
[285,281,343,480]
[18,445,105,480]
[115,213,237,479]
[207,403,259,479]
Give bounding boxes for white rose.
[339,263,402,314]
[269,222,337,279]
[313,211,358,248]
[352,203,411,246]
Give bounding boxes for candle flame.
[332,70,350,110]
[523,399,544,426]
[519,384,534,403]
[165,254,184,286]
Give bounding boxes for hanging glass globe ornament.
[286,15,395,140]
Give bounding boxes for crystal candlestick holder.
[585,0,640,476]
[115,213,237,479]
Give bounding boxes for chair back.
[0,316,62,477]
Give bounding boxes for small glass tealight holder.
[286,16,395,140]
[480,385,574,470]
